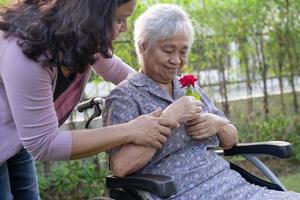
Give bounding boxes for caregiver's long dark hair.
[0,0,130,73]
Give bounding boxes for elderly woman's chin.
[167,73,180,82]
[162,69,178,79]
[165,74,178,83]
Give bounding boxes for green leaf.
[185,87,201,100]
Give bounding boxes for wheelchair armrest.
[223,141,292,158]
[106,174,177,199]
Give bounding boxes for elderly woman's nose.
[169,54,181,64]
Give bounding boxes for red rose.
[179,74,198,88]
[179,74,201,100]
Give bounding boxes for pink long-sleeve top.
[0,33,135,164]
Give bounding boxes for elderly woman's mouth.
[164,66,179,71]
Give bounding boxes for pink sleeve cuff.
[43,130,73,161]
[93,54,135,85]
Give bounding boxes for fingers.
[192,133,212,140]
[187,113,212,125]
[194,105,202,113]
[148,108,162,117]
[190,99,203,114]
[190,103,202,114]
[156,133,168,144]
[188,125,218,140]
[180,96,202,106]
[149,129,169,149]
[150,119,171,148]
[188,120,209,133]
[187,117,205,126]
[188,126,209,136]
[150,140,163,149]
[158,125,172,137]
[186,96,202,104]
[192,99,203,107]
[184,114,201,123]
[186,114,218,140]
[158,117,180,128]
[131,113,171,148]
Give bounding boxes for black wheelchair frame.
[78,98,292,200]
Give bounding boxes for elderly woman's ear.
[138,42,146,54]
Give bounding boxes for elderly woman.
[103,4,300,200]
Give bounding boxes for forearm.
[92,54,135,85]
[110,144,156,177]
[217,123,238,150]
[71,123,133,159]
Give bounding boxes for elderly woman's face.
[141,32,189,84]
[113,0,137,40]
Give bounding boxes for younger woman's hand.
[160,96,202,125]
[126,109,172,148]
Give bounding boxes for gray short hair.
[134,4,194,64]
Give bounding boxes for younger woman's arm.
[92,53,135,85]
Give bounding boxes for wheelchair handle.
[77,97,105,112]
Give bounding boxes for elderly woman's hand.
[160,96,202,125]
[186,113,238,149]
[186,113,226,140]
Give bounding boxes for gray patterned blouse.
[103,72,300,200]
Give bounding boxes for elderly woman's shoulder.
[108,73,141,98]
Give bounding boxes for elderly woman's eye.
[163,50,172,54]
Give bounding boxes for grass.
[280,171,300,192]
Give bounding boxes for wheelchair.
[77,97,293,200]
